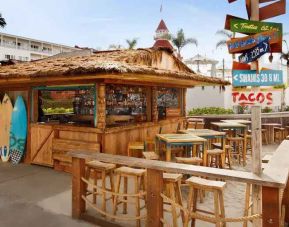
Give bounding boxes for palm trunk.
[281,65,289,111]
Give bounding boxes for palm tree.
[108,44,123,50]
[126,38,138,49]
[216,29,235,59]
[170,29,198,58]
[0,13,6,28]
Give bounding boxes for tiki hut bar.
[0,48,229,171]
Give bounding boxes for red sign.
[232,91,273,106]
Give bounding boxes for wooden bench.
[52,138,100,172]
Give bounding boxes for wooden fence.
[69,140,289,227]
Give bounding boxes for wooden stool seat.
[186,176,226,191]
[206,149,225,155]
[286,136,289,140]
[142,151,159,160]
[163,173,183,182]
[175,157,203,165]
[262,154,272,163]
[86,160,116,170]
[114,166,146,177]
[274,127,286,142]
[212,143,231,149]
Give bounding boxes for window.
[5,55,15,60]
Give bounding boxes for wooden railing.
[68,140,289,227]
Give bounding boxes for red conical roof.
[153,39,173,52]
[156,19,169,32]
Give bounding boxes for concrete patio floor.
[0,144,279,227]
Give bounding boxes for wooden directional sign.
[239,38,270,64]
[232,70,283,87]
[230,18,282,35]
[227,30,279,54]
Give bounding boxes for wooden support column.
[147,168,163,227]
[97,83,106,129]
[32,89,39,123]
[152,87,158,123]
[262,186,280,227]
[183,88,187,117]
[72,157,86,219]
[24,88,32,164]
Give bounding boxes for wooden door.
[30,124,54,167]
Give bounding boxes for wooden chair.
[274,127,286,143]
[205,149,225,168]
[85,160,116,215]
[127,142,145,158]
[227,137,245,165]
[163,173,184,227]
[185,176,226,227]
[113,166,146,227]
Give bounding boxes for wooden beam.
[262,186,281,227]
[152,87,158,123]
[72,157,86,219]
[146,169,163,227]
[97,83,106,129]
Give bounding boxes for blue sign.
[239,38,270,64]
[232,70,283,87]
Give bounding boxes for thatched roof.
[0,48,230,87]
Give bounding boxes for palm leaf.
[0,13,6,28]
[215,30,233,39]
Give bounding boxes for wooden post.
[183,88,187,117]
[152,87,158,123]
[72,157,86,219]
[250,1,262,226]
[97,83,106,129]
[146,168,163,227]
[262,186,280,227]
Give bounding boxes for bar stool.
[85,160,116,214]
[127,142,144,157]
[274,127,286,143]
[227,137,245,165]
[205,149,225,168]
[212,143,232,169]
[163,173,184,227]
[113,166,146,227]
[185,176,226,227]
[261,129,269,145]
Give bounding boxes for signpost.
[230,18,282,35]
[232,70,283,86]
[238,38,270,63]
[226,30,279,53]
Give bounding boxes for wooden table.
[211,122,248,165]
[262,123,282,144]
[179,129,226,166]
[221,119,251,125]
[155,134,207,162]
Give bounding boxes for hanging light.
[269,53,273,63]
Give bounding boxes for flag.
[160,4,163,12]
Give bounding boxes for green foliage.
[170,29,198,56]
[188,107,234,115]
[0,13,6,28]
[262,107,273,113]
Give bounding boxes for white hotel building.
[0,32,77,62]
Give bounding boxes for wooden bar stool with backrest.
[274,127,286,143]
[227,137,245,165]
[85,160,116,215]
[113,166,146,227]
[127,141,144,158]
[163,173,184,227]
[185,176,226,227]
[261,128,269,144]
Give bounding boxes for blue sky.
[1,0,288,67]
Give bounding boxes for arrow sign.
[239,38,270,64]
[232,70,283,87]
[230,18,282,35]
[227,30,278,54]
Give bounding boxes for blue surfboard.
[9,96,27,164]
